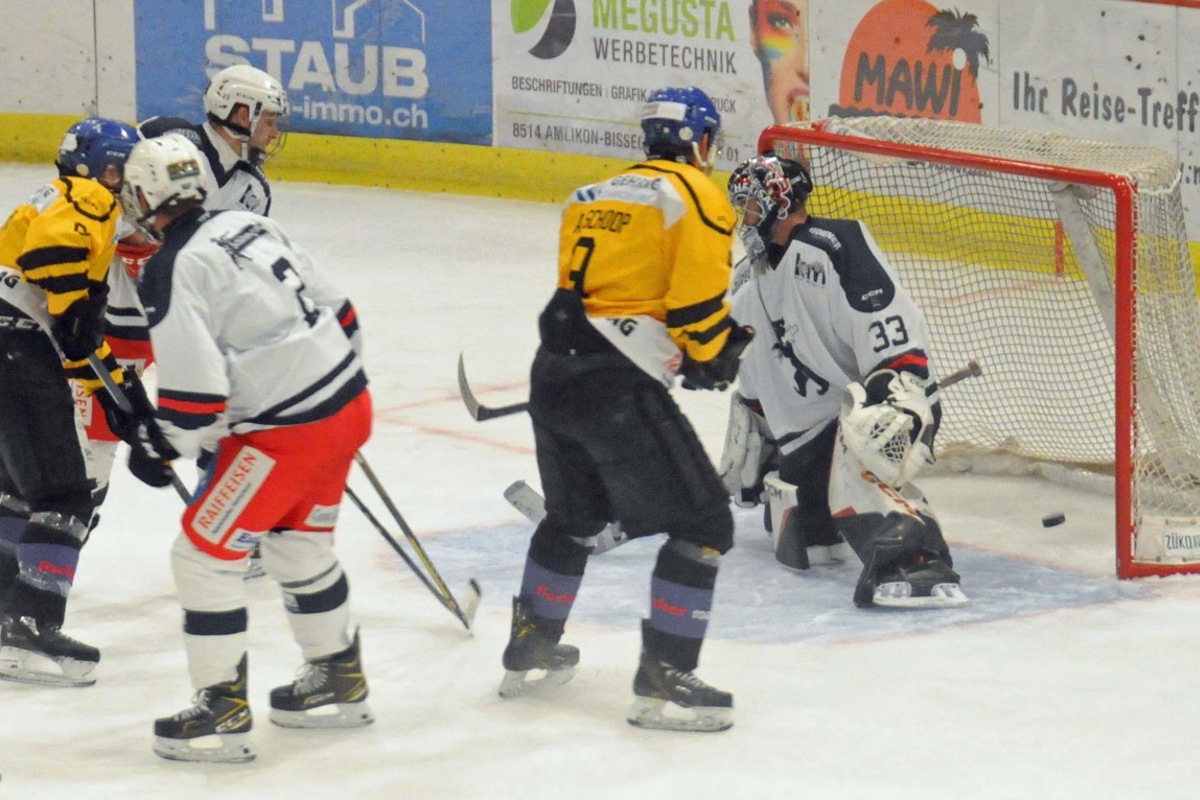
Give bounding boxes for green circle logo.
[512,0,576,59]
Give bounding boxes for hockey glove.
[127,422,181,489]
[52,281,109,361]
[95,368,155,446]
[679,323,755,391]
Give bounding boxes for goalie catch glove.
[678,323,755,391]
[839,370,934,488]
[717,393,777,507]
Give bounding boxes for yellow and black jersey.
[0,176,122,389]
[557,158,736,367]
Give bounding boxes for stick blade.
[503,480,547,524]
[458,579,482,632]
[456,353,483,421]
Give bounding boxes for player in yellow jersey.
[0,117,156,686]
[499,86,753,732]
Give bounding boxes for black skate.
[153,654,254,763]
[0,615,100,687]
[860,553,968,609]
[499,596,579,699]
[270,630,373,729]
[628,645,733,733]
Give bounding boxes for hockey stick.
[503,480,629,553]
[352,452,480,631]
[457,353,529,422]
[343,485,467,615]
[503,360,983,536]
[934,359,982,392]
[85,354,193,504]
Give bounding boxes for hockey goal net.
[759,117,1200,578]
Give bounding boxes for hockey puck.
[1042,512,1066,528]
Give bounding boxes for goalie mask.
[728,154,813,262]
[119,134,211,242]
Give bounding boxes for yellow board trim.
[3,111,1198,269]
[0,112,633,203]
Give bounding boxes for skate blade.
[626,697,733,733]
[243,559,267,581]
[153,732,256,763]
[498,666,575,699]
[269,701,374,729]
[873,581,970,609]
[0,647,97,687]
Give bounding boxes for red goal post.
[757,117,1200,579]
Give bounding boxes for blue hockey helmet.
[56,117,141,183]
[640,86,722,171]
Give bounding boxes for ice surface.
[1,164,1197,800]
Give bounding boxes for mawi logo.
[513,0,577,59]
[831,0,990,122]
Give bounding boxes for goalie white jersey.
[730,217,936,456]
[137,209,365,458]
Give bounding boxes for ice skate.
[499,596,579,698]
[153,654,254,763]
[269,630,373,729]
[628,653,733,733]
[0,615,100,687]
[865,556,968,609]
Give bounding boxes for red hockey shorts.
[182,390,373,560]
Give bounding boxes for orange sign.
[832,0,989,122]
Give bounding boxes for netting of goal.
[759,117,1200,578]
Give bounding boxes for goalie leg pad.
[717,392,776,508]
[763,472,852,569]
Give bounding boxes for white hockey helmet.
[204,64,289,162]
[119,133,211,241]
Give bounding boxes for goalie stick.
[502,360,983,539]
[352,452,481,631]
[459,351,980,423]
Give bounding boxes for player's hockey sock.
[517,558,582,642]
[647,539,720,671]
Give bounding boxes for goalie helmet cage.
[758,117,1200,579]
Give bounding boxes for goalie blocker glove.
[679,324,755,391]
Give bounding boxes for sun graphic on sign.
[834,0,990,122]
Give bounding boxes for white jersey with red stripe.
[730,216,936,457]
[138,208,365,459]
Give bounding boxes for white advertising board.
[491,0,779,171]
